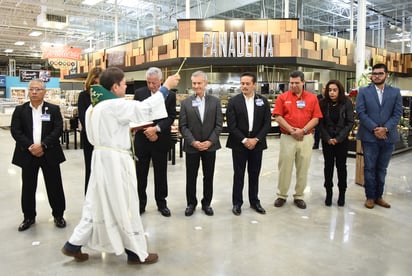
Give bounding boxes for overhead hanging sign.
[41,45,82,69]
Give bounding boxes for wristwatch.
[41,143,47,150]
[303,127,308,134]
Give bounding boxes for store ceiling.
[0,0,411,70]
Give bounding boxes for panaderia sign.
[202,32,274,58]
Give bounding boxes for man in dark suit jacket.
[226,72,271,216]
[356,63,403,209]
[134,67,176,217]
[11,79,66,231]
[179,71,223,216]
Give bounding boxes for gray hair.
[28,79,45,89]
[191,70,208,81]
[146,67,162,80]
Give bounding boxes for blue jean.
[362,141,394,200]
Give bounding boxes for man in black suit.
[11,79,66,231]
[134,67,176,217]
[226,72,271,216]
[179,71,223,216]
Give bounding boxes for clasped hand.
[28,144,44,157]
[291,128,304,141]
[374,127,387,140]
[191,140,212,151]
[144,126,158,142]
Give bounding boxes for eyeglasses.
[371,72,386,76]
[28,87,44,92]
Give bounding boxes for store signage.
[0,75,5,87]
[19,70,51,82]
[41,45,82,60]
[203,32,274,58]
[41,45,82,69]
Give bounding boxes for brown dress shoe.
[128,253,159,265]
[294,199,307,209]
[364,199,375,209]
[61,247,89,262]
[274,198,286,207]
[375,198,391,208]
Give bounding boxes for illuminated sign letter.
[237,32,245,57]
[211,32,218,57]
[219,32,228,57]
[228,32,236,57]
[261,33,265,57]
[245,32,252,57]
[203,33,211,57]
[266,32,273,57]
[252,32,261,57]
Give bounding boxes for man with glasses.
[11,79,67,231]
[356,63,402,209]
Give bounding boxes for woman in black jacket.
[319,80,354,206]
[78,66,102,194]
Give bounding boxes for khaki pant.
[276,133,314,200]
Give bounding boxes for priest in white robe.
[62,67,180,265]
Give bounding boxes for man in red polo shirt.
[272,70,323,209]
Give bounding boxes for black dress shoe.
[232,205,241,216]
[251,203,266,214]
[18,218,35,231]
[54,217,67,228]
[158,207,171,217]
[185,205,196,216]
[202,206,214,216]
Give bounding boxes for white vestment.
[68,92,167,259]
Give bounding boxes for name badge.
[192,100,200,107]
[255,99,264,106]
[296,100,306,109]
[41,114,51,121]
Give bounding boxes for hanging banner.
[41,45,82,69]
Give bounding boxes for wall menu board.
[19,70,51,82]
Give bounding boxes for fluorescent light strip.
[29,31,42,37]
[82,0,103,5]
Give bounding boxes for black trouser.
[81,131,93,194]
[21,156,66,219]
[231,148,263,207]
[185,151,216,207]
[136,149,169,209]
[322,139,349,191]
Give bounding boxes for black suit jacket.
[133,87,176,153]
[226,93,271,151]
[11,101,65,168]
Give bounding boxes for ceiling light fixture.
[389,38,411,43]
[14,41,25,46]
[29,31,42,37]
[4,49,14,53]
[82,0,103,5]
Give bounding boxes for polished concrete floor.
[1,128,412,276]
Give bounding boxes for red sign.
[41,45,82,60]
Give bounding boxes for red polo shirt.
[272,90,322,133]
